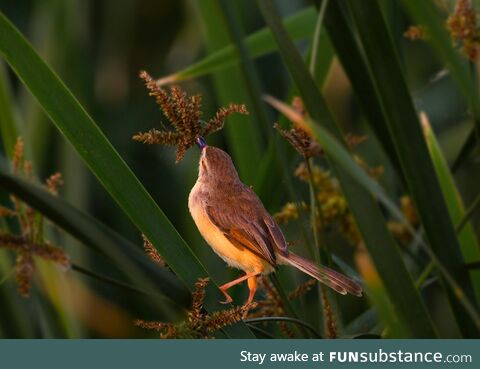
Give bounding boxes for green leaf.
[457,192,480,234]
[0,61,34,338]
[356,253,409,338]
[0,163,190,308]
[257,0,437,338]
[194,0,264,186]
[217,0,270,139]
[347,0,477,337]
[263,96,403,226]
[0,11,254,338]
[421,113,480,302]
[157,6,316,85]
[255,13,334,206]
[452,127,477,172]
[323,1,404,180]
[0,62,18,158]
[344,308,378,336]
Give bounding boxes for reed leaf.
[0,62,18,158]
[0,11,253,338]
[157,6,316,85]
[402,0,480,172]
[347,0,477,337]
[257,0,436,338]
[194,0,263,186]
[0,163,190,308]
[421,112,480,301]
[322,1,404,179]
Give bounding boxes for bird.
[188,137,363,305]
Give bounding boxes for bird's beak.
[196,136,207,150]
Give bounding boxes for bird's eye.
[201,158,207,171]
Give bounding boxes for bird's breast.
[188,180,272,274]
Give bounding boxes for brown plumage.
[188,144,362,304]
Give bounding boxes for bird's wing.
[205,186,288,266]
[263,213,289,255]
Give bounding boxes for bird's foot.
[219,289,233,304]
[240,301,257,318]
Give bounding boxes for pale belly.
[188,184,273,274]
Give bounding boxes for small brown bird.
[188,137,362,305]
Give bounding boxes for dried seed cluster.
[133,70,248,162]
[273,97,321,159]
[135,277,254,339]
[404,25,428,40]
[272,98,387,247]
[0,138,70,297]
[141,234,167,268]
[447,0,480,60]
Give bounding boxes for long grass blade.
[0,58,34,338]
[323,1,404,179]
[218,0,269,133]
[194,0,263,186]
[0,12,253,337]
[457,192,480,234]
[347,0,478,337]
[421,112,480,301]
[356,252,409,338]
[452,128,476,172]
[0,62,18,157]
[244,316,322,338]
[257,0,437,338]
[264,96,405,224]
[0,163,190,307]
[157,7,316,85]
[71,264,165,299]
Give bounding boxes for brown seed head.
[404,25,428,40]
[447,0,480,60]
[46,173,63,195]
[273,97,321,158]
[134,70,248,163]
[274,123,321,158]
[12,137,24,174]
[141,234,167,267]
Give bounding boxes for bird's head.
[197,142,239,183]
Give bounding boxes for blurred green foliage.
[0,0,479,338]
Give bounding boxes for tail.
[278,252,363,297]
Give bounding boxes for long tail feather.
[278,252,363,297]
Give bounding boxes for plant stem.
[269,273,310,337]
[71,264,166,300]
[245,323,275,338]
[305,157,322,264]
[245,316,322,338]
[420,253,480,331]
[469,60,480,144]
[456,192,480,233]
[415,261,435,289]
[309,0,329,77]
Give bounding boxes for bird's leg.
[246,275,258,305]
[219,271,259,304]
